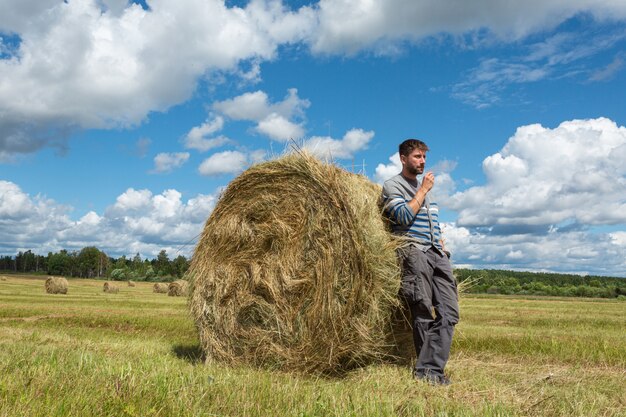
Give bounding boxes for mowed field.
[0,275,624,417]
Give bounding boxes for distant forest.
[0,247,188,282]
[1,248,625,299]
[455,268,626,299]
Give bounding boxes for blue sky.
[1,0,625,276]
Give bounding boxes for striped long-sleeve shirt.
[382,173,443,252]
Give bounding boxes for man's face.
[401,148,427,176]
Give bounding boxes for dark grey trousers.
[398,245,459,377]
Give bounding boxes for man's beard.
[406,165,423,175]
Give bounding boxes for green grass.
[1,275,625,417]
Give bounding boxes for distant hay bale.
[103,281,119,294]
[188,152,406,376]
[45,276,68,294]
[127,280,136,287]
[153,283,169,293]
[168,280,189,297]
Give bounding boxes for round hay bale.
[127,280,136,287]
[45,276,68,294]
[188,152,404,376]
[153,283,169,293]
[103,281,119,294]
[168,280,189,297]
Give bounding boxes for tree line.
[2,249,624,298]
[455,268,626,299]
[0,247,189,281]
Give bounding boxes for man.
[382,138,459,385]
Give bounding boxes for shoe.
[414,371,451,386]
[437,375,452,386]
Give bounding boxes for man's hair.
[399,139,429,156]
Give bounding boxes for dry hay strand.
[188,152,407,376]
[168,280,189,297]
[103,281,119,293]
[457,276,480,294]
[153,283,169,293]
[127,280,136,287]
[45,276,68,294]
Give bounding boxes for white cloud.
[111,188,152,212]
[0,0,316,157]
[215,87,309,123]
[183,115,232,152]
[235,59,263,85]
[183,193,218,223]
[610,231,626,246]
[151,152,190,173]
[0,181,74,254]
[153,189,183,219]
[374,153,402,184]
[443,222,626,277]
[100,0,130,16]
[4,0,623,158]
[270,87,311,120]
[198,150,249,176]
[186,135,231,153]
[303,128,374,159]
[311,0,626,55]
[182,114,233,156]
[199,116,223,135]
[245,0,317,44]
[0,0,60,34]
[256,113,304,141]
[482,153,528,187]
[206,89,372,152]
[214,91,273,121]
[452,29,626,108]
[0,180,217,258]
[249,148,268,164]
[101,187,215,255]
[446,118,626,229]
[212,88,309,141]
[0,180,34,218]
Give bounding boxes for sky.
[1,0,625,276]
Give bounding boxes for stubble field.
[0,274,624,417]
